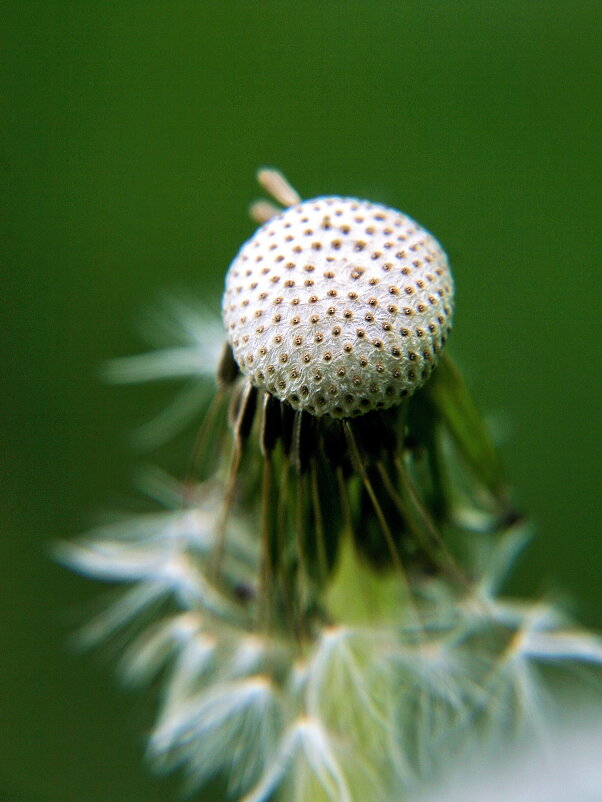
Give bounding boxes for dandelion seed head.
[223,197,454,417]
[60,168,602,801]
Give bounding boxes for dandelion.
[59,169,602,800]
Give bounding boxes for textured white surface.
[223,197,453,418]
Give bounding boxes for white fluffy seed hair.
[223,194,454,418]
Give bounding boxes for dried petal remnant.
[223,197,454,417]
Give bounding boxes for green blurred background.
[2,2,600,800]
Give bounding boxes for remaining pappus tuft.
[59,169,602,802]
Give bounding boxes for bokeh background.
[2,2,600,800]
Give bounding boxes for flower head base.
[223,192,453,418]
[59,169,602,800]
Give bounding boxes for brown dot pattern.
[222,197,454,418]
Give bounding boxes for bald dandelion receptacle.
[58,168,602,801]
[223,195,453,418]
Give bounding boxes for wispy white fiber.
[103,299,224,385]
[101,299,225,445]
[152,676,282,796]
[59,301,602,800]
[242,717,354,802]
